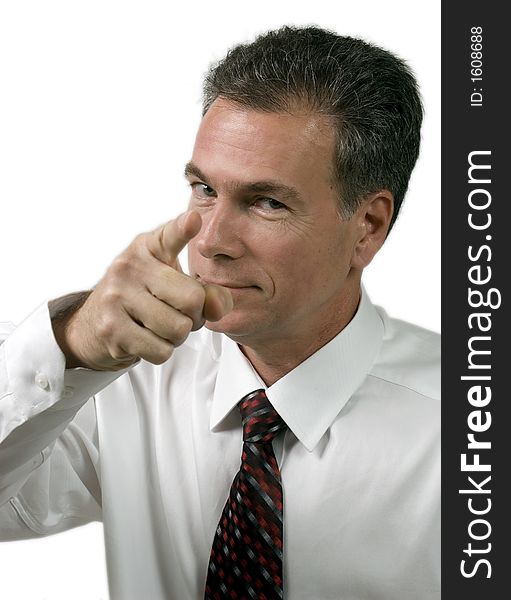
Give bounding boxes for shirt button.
[35,372,50,390]
[63,386,74,399]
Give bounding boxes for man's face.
[186,98,364,346]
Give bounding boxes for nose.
[195,200,245,260]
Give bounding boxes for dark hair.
[202,26,423,231]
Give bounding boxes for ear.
[351,190,394,270]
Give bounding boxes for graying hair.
[202,26,423,231]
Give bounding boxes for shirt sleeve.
[0,303,129,540]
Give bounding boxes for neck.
[238,285,361,387]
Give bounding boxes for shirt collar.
[210,286,384,452]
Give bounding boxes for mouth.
[196,275,259,290]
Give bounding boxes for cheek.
[270,243,325,291]
[279,236,351,292]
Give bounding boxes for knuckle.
[109,346,131,361]
[133,231,147,244]
[96,313,117,340]
[101,286,122,307]
[126,334,173,365]
[173,316,193,345]
[132,232,150,252]
[109,254,132,279]
[183,284,206,313]
[148,343,174,365]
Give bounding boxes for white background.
[0,1,440,598]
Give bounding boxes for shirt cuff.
[1,302,129,442]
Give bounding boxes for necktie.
[205,389,287,600]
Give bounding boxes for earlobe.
[351,191,394,269]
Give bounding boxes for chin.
[204,312,261,340]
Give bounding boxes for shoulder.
[370,305,440,402]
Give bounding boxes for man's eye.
[191,183,215,198]
[256,198,286,211]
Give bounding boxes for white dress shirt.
[0,288,440,600]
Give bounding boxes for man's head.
[185,27,422,349]
[202,25,423,231]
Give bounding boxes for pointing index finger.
[151,211,202,264]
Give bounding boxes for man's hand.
[50,211,233,371]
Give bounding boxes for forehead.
[190,99,336,189]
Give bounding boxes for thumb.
[203,284,234,322]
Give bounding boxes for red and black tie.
[205,389,287,600]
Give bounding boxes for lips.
[196,275,258,290]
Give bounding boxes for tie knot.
[238,389,286,444]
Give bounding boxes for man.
[0,26,440,599]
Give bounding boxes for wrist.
[49,291,92,369]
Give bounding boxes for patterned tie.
[205,389,287,600]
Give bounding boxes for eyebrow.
[184,161,303,204]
